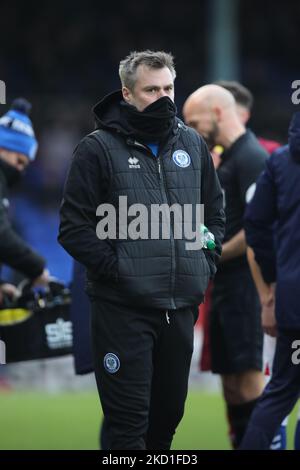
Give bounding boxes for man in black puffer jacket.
[58,50,225,450]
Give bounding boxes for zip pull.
[158,159,161,175]
[166,310,170,324]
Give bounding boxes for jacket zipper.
[128,139,177,309]
[157,153,176,310]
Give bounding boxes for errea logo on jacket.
[128,157,140,169]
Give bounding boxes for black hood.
[288,112,300,163]
[92,90,178,141]
[93,90,131,135]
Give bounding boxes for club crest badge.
[172,150,191,168]
[103,353,120,374]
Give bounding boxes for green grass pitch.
[0,390,298,449]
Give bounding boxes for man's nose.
[158,89,167,98]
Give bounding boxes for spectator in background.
[0,98,50,290]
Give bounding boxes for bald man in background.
[215,80,281,155]
[183,85,268,448]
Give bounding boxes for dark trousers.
[240,328,300,449]
[90,297,198,450]
[70,261,93,374]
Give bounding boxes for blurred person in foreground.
[183,84,268,448]
[240,112,300,449]
[59,50,225,450]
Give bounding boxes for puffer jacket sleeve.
[0,181,45,279]
[58,135,118,281]
[200,138,226,277]
[244,157,277,283]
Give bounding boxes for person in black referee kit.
[183,84,268,448]
[58,51,225,450]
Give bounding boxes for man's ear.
[122,86,132,104]
[214,106,223,123]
